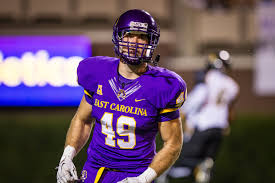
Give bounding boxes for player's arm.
[222,80,240,137]
[228,87,239,124]
[57,96,94,183]
[65,95,94,154]
[147,78,185,176]
[180,106,194,138]
[150,117,183,175]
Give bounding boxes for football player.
[167,50,239,183]
[56,9,187,183]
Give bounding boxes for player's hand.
[117,166,157,183]
[117,167,157,183]
[56,145,78,183]
[57,155,78,183]
[117,176,146,183]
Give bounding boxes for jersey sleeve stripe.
[160,108,178,114]
[84,90,92,98]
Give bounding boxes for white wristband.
[138,167,157,183]
[62,145,76,160]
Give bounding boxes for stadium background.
[0,0,275,182]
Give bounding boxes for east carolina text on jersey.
[94,98,148,116]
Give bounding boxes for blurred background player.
[56,9,187,183]
[165,50,239,183]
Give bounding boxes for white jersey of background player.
[196,52,239,132]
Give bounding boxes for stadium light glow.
[219,50,230,61]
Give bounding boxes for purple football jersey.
[77,56,187,173]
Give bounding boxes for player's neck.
[118,61,147,80]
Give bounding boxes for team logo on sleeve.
[97,85,103,95]
[176,91,186,107]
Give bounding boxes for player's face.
[121,31,149,57]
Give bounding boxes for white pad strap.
[138,167,157,183]
[62,145,76,160]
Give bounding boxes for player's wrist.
[62,145,76,160]
[138,167,157,183]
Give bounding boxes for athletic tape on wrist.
[138,167,157,183]
[63,145,76,160]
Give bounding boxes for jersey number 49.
[101,112,136,149]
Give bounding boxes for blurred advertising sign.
[0,36,92,106]
[255,1,275,96]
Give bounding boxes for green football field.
[0,108,274,183]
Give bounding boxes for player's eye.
[122,31,149,42]
[139,34,149,42]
